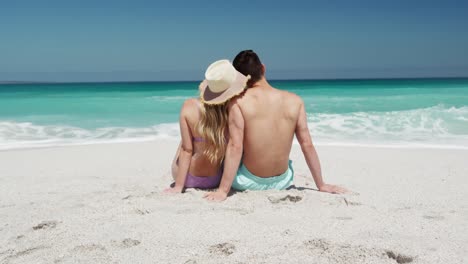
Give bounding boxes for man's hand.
[318,183,347,194]
[163,186,183,194]
[203,190,228,201]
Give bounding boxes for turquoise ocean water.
[1,78,468,150]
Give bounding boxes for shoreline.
[2,138,468,152]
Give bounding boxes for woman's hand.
[163,186,183,194]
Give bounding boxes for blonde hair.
[197,103,228,165]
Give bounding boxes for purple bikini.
[185,171,222,189]
[183,137,222,189]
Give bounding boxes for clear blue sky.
[1,0,467,82]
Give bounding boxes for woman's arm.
[165,102,194,193]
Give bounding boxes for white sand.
[0,140,467,263]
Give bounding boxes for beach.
[1,140,467,263]
[2,0,468,262]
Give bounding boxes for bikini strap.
[193,137,204,142]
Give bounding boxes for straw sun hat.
[199,60,250,105]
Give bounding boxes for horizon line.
[2,76,468,85]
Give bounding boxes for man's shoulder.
[231,86,303,105]
[274,88,303,103]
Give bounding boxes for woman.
[164,60,250,193]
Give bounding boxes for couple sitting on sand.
[165,50,346,201]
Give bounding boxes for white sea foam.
[149,96,190,101]
[309,105,468,145]
[1,105,468,150]
[0,122,179,150]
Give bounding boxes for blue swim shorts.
[231,160,294,191]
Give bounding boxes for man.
[204,50,346,201]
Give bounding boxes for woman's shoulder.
[182,98,200,107]
[180,98,201,114]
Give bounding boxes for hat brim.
[200,72,249,105]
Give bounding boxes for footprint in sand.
[121,238,141,248]
[32,220,58,230]
[2,246,48,263]
[209,243,236,256]
[184,259,197,264]
[303,239,414,263]
[268,194,303,204]
[134,208,151,215]
[122,194,134,200]
[422,214,445,220]
[111,238,141,248]
[342,197,362,206]
[385,250,414,263]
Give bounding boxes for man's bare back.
[233,84,302,177]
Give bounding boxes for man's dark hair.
[233,50,263,87]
